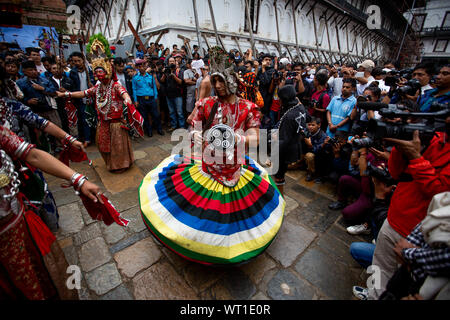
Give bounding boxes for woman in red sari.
[57,34,143,172]
[0,126,102,299]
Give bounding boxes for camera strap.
[204,102,219,131]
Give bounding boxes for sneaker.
[167,127,176,132]
[353,286,368,300]
[314,177,324,184]
[328,201,347,210]
[347,224,371,235]
[305,172,314,182]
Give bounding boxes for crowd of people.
[0,34,449,300]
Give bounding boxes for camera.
[357,101,450,146]
[367,162,396,186]
[272,70,282,80]
[286,71,297,81]
[396,78,421,97]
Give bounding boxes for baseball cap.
[134,58,146,65]
[359,59,375,70]
[279,57,290,66]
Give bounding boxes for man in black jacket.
[68,52,94,146]
[273,85,310,195]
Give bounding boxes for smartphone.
[355,72,364,78]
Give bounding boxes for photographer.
[132,59,163,137]
[417,65,450,112]
[160,56,185,131]
[303,117,328,181]
[256,53,275,115]
[309,69,331,132]
[367,112,450,299]
[314,131,352,184]
[290,62,313,108]
[328,145,373,229]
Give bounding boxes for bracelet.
[64,133,77,144]
[70,172,88,193]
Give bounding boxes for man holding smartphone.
[356,60,375,96]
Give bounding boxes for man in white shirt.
[114,57,127,88]
[29,47,47,74]
[412,62,434,95]
[183,58,197,114]
[356,59,375,96]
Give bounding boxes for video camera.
[367,162,396,186]
[353,101,450,147]
[164,63,176,75]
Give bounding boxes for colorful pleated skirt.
[139,154,285,265]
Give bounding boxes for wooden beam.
[245,0,256,54]
[305,2,316,17]
[115,0,129,43]
[323,12,333,62]
[192,0,205,56]
[103,0,113,38]
[177,34,193,58]
[311,4,321,63]
[202,33,211,50]
[273,0,282,56]
[130,0,147,53]
[207,0,225,49]
[91,0,104,36]
[285,45,294,61]
[335,23,343,63]
[291,0,302,62]
[232,37,243,57]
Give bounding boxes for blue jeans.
[269,110,279,127]
[350,242,375,269]
[166,96,185,128]
[78,103,91,142]
[137,96,161,134]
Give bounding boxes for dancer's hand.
[81,181,104,204]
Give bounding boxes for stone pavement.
[45,133,372,300]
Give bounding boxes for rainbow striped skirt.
[139,154,285,265]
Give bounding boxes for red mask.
[95,69,107,80]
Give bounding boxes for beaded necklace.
[96,80,113,117]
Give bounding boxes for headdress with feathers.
[209,46,238,95]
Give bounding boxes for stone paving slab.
[114,237,162,278]
[91,159,144,194]
[133,260,199,300]
[56,202,84,238]
[109,229,151,254]
[85,262,122,296]
[73,223,102,246]
[267,269,315,300]
[101,222,127,244]
[100,284,133,300]
[220,268,257,300]
[294,247,362,300]
[266,218,317,268]
[79,237,111,272]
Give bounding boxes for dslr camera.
[367,162,396,186]
[356,101,450,147]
